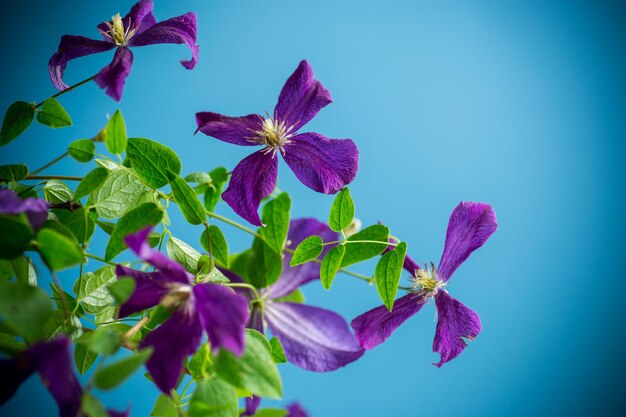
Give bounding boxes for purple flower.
[351,202,498,367]
[116,228,249,394]
[286,403,310,417]
[222,218,365,372]
[0,188,49,231]
[240,398,308,417]
[0,337,128,417]
[196,60,359,226]
[48,0,198,101]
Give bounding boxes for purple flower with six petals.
[116,227,249,394]
[196,60,359,226]
[351,202,497,367]
[49,0,198,101]
[0,188,49,231]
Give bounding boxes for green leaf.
[341,224,390,267]
[0,282,52,342]
[105,202,163,261]
[0,101,34,146]
[274,288,305,304]
[188,343,214,380]
[184,171,212,183]
[0,164,29,182]
[151,393,180,417]
[51,207,95,244]
[37,228,83,271]
[320,244,345,290]
[74,167,108,200]
[251,410,288,417]
[0,332,26,356]
[94,306,116,325]
[215,329,282,399]
[105,110,127,154]
[76,266,117,314]
[166,236,201,273]
[74,342,98,374]
[269,337,287,364]
[68,139,96,163]
[50,282,82,316]
[203,167,229,212]
[92,168,147,219]
[43,179,73,203]
[0,214,33,260]
[375,242,408,311]
[36,98,72,128]
[93,347,153,390]
[188,376,238,417]
[246,237,282,288]
[328,187,355,232]
[42,310,82,340]
[126,138,182,189]
[77,326,121,355]
[290,235,323,266]
[259,193,291,254]
[81,393,110,417]
[0,259,13,280]
[145,305,170,330]
[11,256,36,286]
[200,226,229,267]
[170,173,206,225]
[108,277,136,304]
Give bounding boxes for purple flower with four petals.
[196,60,359,226]
[115,228,249,394]
[49,0,198,101]
[351,202,497,367]
[0,188,49,231]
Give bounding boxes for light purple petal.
[142,306,203,393]
[124,227,191,284]
[222,150,278,226]
[274,60,332,130]
[195,112,261,146]
[128,12,199,69]
[94,46,134,101]
[286,403,309,417]
[241,396,261,416]
[351,293,427,350]
[437,202,498,282]
[269,218,338,299]
[0,189,49,231]
[97,0,156,37]
[432,290,481,367]
[193,284,249,356]
[265,302,364,372]
[283,132,358,194]
[115,265,172,317]
[48,35,114,90]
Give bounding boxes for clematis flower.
[0,336,128,417]
[196,60,359,226]
[240,397,308,417]
[48,0,198,101]
[116,227,249,394]
[0,188,49,231]
[222,218,365,372]
[351,202,497,367]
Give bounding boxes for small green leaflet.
[269,337,287,364]
[328,187,355,232]
[0,164,29,182]
[36,98,72,128]
[37,228,83,271]
[81,393,110,417]
[74,343,98,374]
[341,224,390,267]
[170,173,206,225]
[259,193,291,254]
[0,282,52,343]
[75,266,117,314]
[74,167,108,200]
[10,256,37,286]
[290,235,323,266]
[166,236,201,273]
[375,242,407,310]
[42,310,82,341]
[108,277,136,304]
[188,343,214,380]
[77,326,121,355]
[200,225,229,267]
[92,168,146,219]
[320,244,345,290]
[0,333,26,356]
[105,202,164,261]
[93,347,153,390]
[0,101,34,147]
[246,237,282,288]
[188,376,238,417]
[68,139,96,163]
[250,410,288,417]
[52,207,95,244]
[151,393,180,417]
[0,214,32,260]
[43,179,73,203]
[126,138,182,189]
[105,110,127,154]
[203,167,229,212]
[50,282,82,316]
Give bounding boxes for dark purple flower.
[49,0,198,101]
[0,188,49,231]
[240,398,308,417]
[351,202,498,367]
[116,227,249,394]
[196,61,359,226]
[286,403,309,417]
[223,218,365,372]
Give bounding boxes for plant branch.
[35,74,97,108]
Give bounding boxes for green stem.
[224,282,259,299]
[30,151,69,175]
[85,253,116,266]
[24,175,82,181]
[35,74,97,108]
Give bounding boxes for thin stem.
[50,270,69,316]
[347,239,395,246]
[205,210,262,239]
[24,175,82,181]
[224,282,259,299]
[85,253,116,266]
[30,152,69,175]
[35,74,97,108]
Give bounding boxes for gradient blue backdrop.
[1,1,625,416]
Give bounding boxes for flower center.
[160,284,192,310]
[249,114,297,157]
[101,13,137,46]
[410,262,445,296]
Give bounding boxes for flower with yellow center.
[100,13,137,46]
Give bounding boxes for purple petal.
[193,284,249,356]
[248,305,265,333]
[274,60,332,130]
[286,403,309,417]
[241,396,261,416]
[94,47,134,101]
[269,218,338,299]
[283,132,358,194]
[48,35,114,90]
[115,265,172,317]
[97,0,156,37]
[0,358,34,405]
[265,302,364,372]
[351,293,427,350]
[107,409,131,417]
[142,306,203,393]
[0,189,49,231]
[437,202,498,282]
[432,290,481,367]
[124,227,191,284]
[222,150,278,226]
[128,12,199,69]
[195,112,261,146]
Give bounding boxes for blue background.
[1,0,625,416]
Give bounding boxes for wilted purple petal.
[142,307,202,393]
[94,46,134,101]
[351,293,427,350]
[241,396,261,416]
[0,189,49,231]
[432,290,481,367]
[222,150,278,226]
[195,112,261,146]
[128,12,198,69]
[274,60,332,130]
[0,358,34,405]
[124,227,191,284]
[97,0,156,37]
[284,133,358,194]
[265,302,364,372]
[437,202,497,282]
[115,265,172,317]
[286,403,309,417]
[48,35,115,90]
[193,284,249,356]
